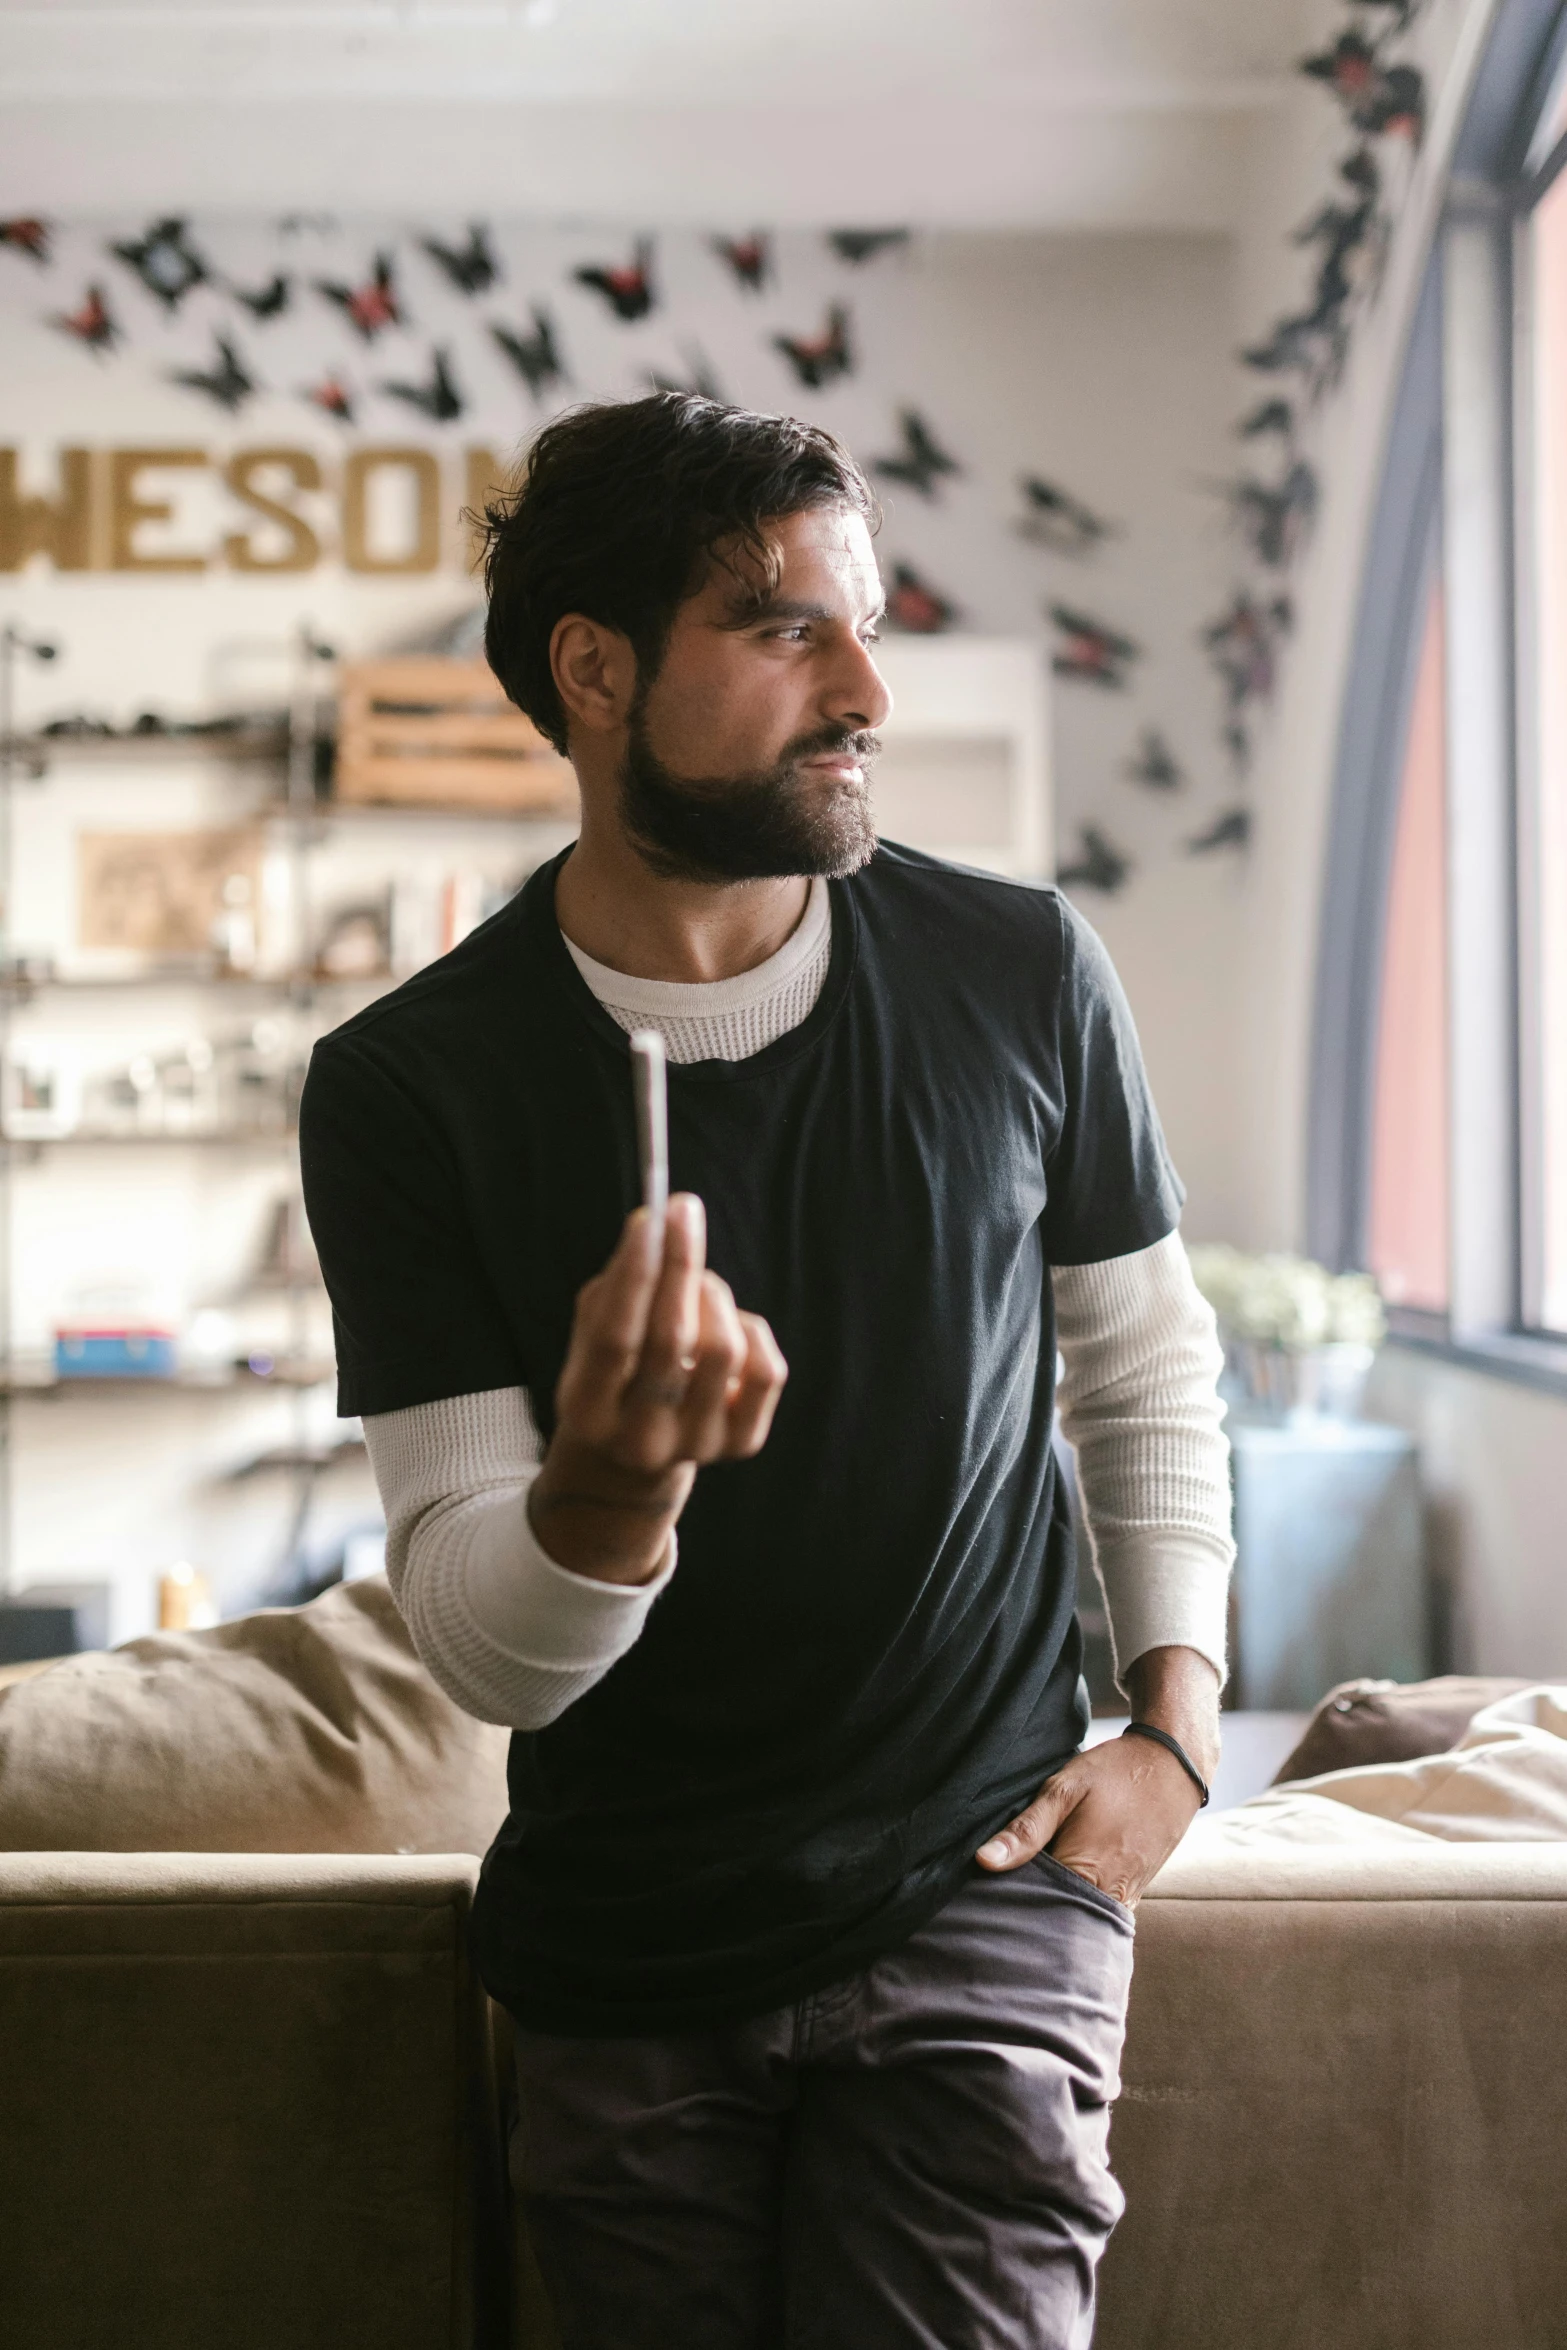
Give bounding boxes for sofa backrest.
[0,1576,512,1857]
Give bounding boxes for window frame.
[1310,0,1567,1398]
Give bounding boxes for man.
[300,393,1232,2349]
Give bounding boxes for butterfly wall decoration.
[873,410,961,500]
[111,218,209,311]
[170,333,256,413]
[380,346,465,423]
[712,234,770,293]
[303,374,356,422]
[1187,809,1252,854]
[827,230,910,265]
[773,305,853,390]
[1049,605,1140,689]
[52,283,119,353]
[1,218,50,264]
[1057,826,1132,895]
[1016,475,1113,556]
[574,240,656,322]
[317,253,402,339]
[232,273,291,321]
[420,225,500,296]
[885,562,955,634]
[491,308,568,400]
[1125,730,1184,792]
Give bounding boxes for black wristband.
[1121,1720,1210,1807]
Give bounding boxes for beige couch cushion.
[0,1576,511,1857]
[0,1851,506,2350]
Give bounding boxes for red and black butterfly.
[303,374,356,423]
[874,410,960,499]
[420,225,500,296]
[170,333,256,413]
[1057,826,1131,895]
[52,283,119,353]
[574,240,655,322]
[885,562,954,635]
[111,217,209,310]
[1202,593,1293,711]
[1049,605,1140,689]
[828,229,909,265]
[233,273,291,321]
[379,346,464,423]
[1017,475,1113,555]
[712,233,770,293]
[0,218,50,264]
[317,252,402,339]
[773,305,852,390]
[491,308,568,401]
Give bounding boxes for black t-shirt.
[299,842,1181,2035]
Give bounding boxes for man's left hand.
[975,1645,1221,1908]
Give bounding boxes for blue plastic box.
[55,1330,178,1381]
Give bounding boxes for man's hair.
[478,393,879,753]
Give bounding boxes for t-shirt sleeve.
[299,1034,526,1418]
[1038,894,1184,1265]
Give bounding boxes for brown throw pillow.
[0,1576,511,1856]
[1272,1674,1537,1786]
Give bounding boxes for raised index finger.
[555,1205,666,1434]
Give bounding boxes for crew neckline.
[560,877,829,1017]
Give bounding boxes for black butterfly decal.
[1221,461,1320,569]
[1125,730,1184,792]
[1017,475,1113,555]
[773,304,852,390]
[420,224,500,296]
[574,239,655,322]
[170,333,256,412]
[1049,605,1140,689]
[233,273,291,321]
[52,283,120,353]
[1188,809,1252,855]
[712,233,770,292]
[1237,398,1295,441]
[827,229,910,265]
[1300,33,1425,142]
[873,410,960,500]
[885,562,955,634]
[647,348,724,402]
[303,374,356,422]
[491,307,568,400]
[111,217,209,310]
[380,346,464,422]
[1057,826,1131,895]
[0,218,50,265]
[317,252,402,339]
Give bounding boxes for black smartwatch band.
[1121,1720,1211,1807]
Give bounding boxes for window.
[1367,580,1449,1313]
[1313,0,1567,1383]
[1522,121,1567,1332]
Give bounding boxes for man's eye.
[861,629,882,646]
[768,626,810,642]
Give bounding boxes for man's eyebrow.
[718,594,887,631]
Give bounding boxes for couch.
[2,1580,1564,2348]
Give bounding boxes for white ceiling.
[0,0,1317,226]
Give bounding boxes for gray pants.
[511,1852,1135,2349]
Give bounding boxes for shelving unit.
[0,625,578,1632]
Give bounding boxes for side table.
[1229,1416,1427,1711]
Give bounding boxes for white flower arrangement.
[1187,1246,1387,1353]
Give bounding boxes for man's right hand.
[527,1193,788,1586]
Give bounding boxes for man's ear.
[551,613,638,738]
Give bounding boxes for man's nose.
[826,633,894,733]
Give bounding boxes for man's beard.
[619,705,881,883]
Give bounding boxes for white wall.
[0,219,1242,1628]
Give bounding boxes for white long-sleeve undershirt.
[364,879,1233,1731]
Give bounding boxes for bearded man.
[300,394,1233,2350]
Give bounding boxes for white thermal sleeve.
[1052,1230,1233,1689]
[363,1385,676,1731]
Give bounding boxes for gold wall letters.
[222,448,322,574]
[107,448,209,573]
[341,447,442,575]
[0,448,95,572]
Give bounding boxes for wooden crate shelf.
[334,656,578,815]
